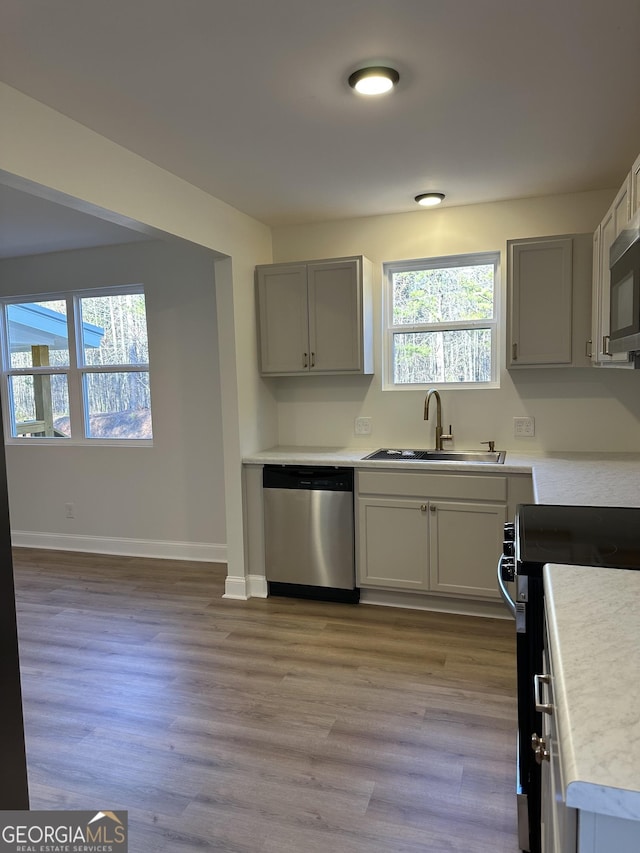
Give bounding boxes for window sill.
[382,380,501,392]
[5,438,154,448]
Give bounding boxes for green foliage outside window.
[389,259,497,385]
[3,289,152,440]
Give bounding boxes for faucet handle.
[441,425,454,442]
[481,440,496,452]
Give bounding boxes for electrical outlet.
[355,417,372,435]
[513,416,535,437]
[65,502,75,519]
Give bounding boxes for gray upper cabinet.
[631,151,640,217]
[508,234,592,368]
[591,178,632,366]
[256,256,373,376]
[256,263,309,374]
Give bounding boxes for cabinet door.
[594,194,630,364]
[590,227,601,363]
[542,635,577,853]
[257,264,309,374]
[509,237,573,365]
[632,152,640,216]
[357,497,429,590]
[612,176,631,232]
[429,501,506,598]
[308,259,362,372]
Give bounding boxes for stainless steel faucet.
[423,389,453,451]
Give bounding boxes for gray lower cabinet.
[356,470,510,600]
[542,610,640,853]
[256,255,373,375]
[429,500,507,597]
[507,234,592,368]
[541,623,577,853]
[357,497,430,590]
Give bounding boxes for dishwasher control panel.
[263,465,353,491]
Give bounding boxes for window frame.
[382,251,500,390]
[0,284,153,446]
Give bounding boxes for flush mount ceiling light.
[415,192,445,207]
[348,66,399,95]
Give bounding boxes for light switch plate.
[513,416,535,437]
[355,417,372,435]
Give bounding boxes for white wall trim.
[11,531,226,563]
[247,574,268,598]
[223,575,249,600]
[222,572,268,600]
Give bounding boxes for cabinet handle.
[534,673,553,715]
[512,342,518,361]
[603,335,612,357]
[430,505,436,513]
[310,351,315,368]
[420,504,427,512]
[303,352,308,368]
[586,339,593,358]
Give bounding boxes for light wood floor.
[13,548,520,853]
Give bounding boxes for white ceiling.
[1,0,640,248]
[0,185,150,259]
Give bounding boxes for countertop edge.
[242,446,536,473]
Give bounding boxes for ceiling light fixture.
[415,192,445,207]
[348,66,399,95]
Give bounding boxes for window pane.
[84,372,152,439]
[10,374,70,438]
[392,265,494,325]
[6,300,70,367]
[80,293,149,367]
[393,329,492,384]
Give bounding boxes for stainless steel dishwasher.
[263,465,358,603]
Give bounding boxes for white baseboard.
[11,530,226,563]
[359,587,512,619]
[247,574,268,598]
[223,573,268,600]
[223,575,249,599]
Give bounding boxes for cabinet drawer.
[356,470,507,501]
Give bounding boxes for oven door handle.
[497,555,516,618]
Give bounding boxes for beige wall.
[270,192,640,453]
[0,241,228,555]
[0,83,276,581]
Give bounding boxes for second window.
[384,252,499,388]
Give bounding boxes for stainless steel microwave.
[609,208,640,354]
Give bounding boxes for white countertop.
[243,447,640,507]
[544,564,640,820]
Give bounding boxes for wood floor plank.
[13,547,520,852]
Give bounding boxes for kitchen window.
[0,285,153,442]
[383,252,499,388]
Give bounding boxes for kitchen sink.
[363,448,506,464]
